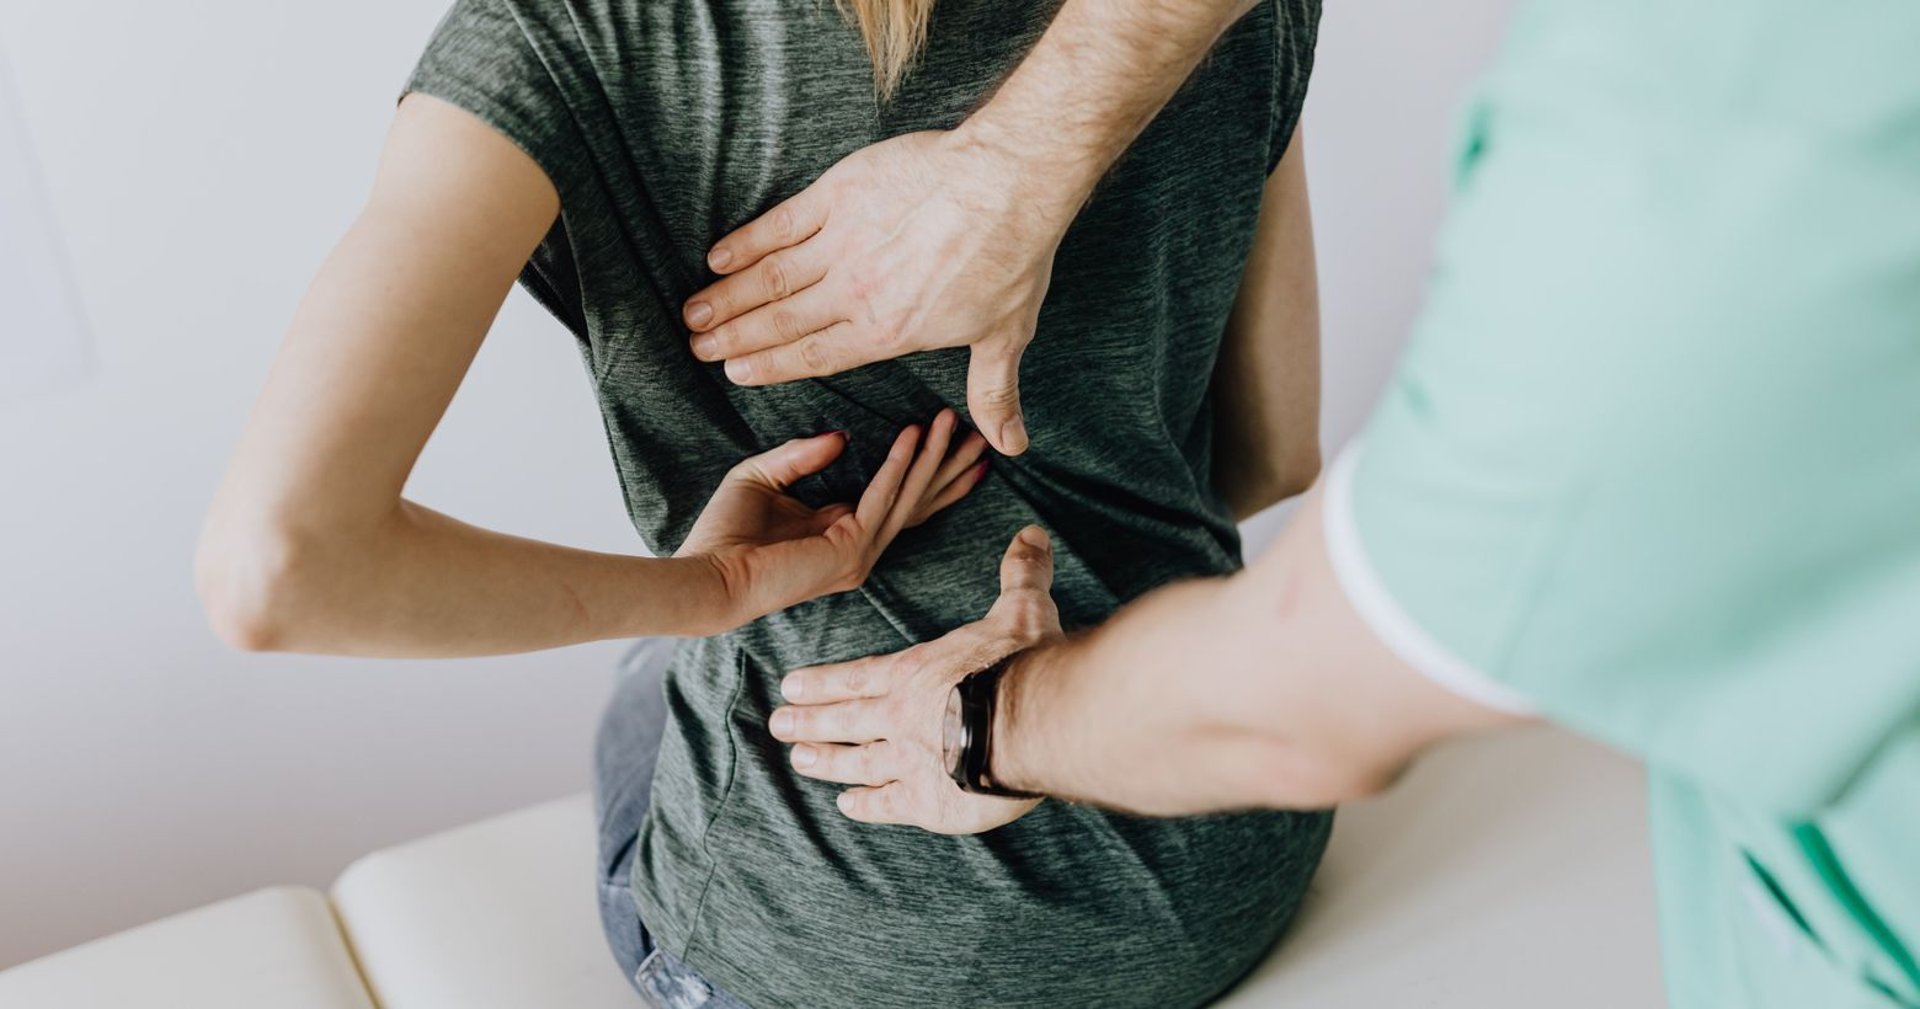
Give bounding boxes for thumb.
[967,339,1029,456]
[733,431,848,490]
[992,526,1059,643]
[998,526,1054,595]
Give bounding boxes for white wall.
[0,0,1511,969]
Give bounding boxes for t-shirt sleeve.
[404,0,592,199]
[1266,0,1322,174]
[402,0,594,339]
[1327,80,1920,819]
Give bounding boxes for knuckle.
[798,336,832,372]
[770,307,800,340]
[771,205,797,242]
[762,259,791,300]
[978,383,1020,409]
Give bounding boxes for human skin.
[760,137,1512,831]
[195,94,987,658]
[680,0,1263,455]
[771,482,1531,831]
[665,0,1507,828]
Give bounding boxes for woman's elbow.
[194,514,311,652]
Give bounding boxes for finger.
[849,425,920,533]
[723,322,894,386]
[685,247,830,335]
[911,461,988,524]
[781,656,894,704]
[911,434,989,525]
[878,409,958,543]
[707,190,828,275]
[807,502,855,535]
[789,742,898,786]
[768,699,889,744]
[999,526,1055,595]
[927,430,989,493]
[836,784,910,826]
[967,339,1029,456]
[729,431,848,491]
[691,278,843,363]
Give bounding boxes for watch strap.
[953,657,1042,799]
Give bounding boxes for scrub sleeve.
[1323,1,1920,1005]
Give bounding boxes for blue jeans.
[594,639,752,1009]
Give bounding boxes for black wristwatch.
[943,656,1041,798]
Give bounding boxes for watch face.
[941,683,966,779]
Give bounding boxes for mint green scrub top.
[1322,1,1920,1005]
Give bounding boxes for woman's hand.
[677,408,987,631]
[770,527,1063,835]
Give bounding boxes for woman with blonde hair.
[199,0,1328,1004]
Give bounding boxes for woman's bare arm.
[196,95,981,658]
[1212,131,1322,520]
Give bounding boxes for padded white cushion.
[333,728,1659,1008]
[0,886,374,1009]
[331,796,637,1009]
[1218,727,1663,1006]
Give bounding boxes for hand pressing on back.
[771,527,1063,835]
[681,130,1075,457]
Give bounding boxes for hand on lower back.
[770,527,1063,835]
[677,408,987,630]
[682,129,1071,456]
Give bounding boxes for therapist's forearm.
[958,0,1258,216]
[993,490,1522,815]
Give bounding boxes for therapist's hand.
[682,129,1077,457]
[770,526,1062,834]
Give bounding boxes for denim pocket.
[634,947,716,1009]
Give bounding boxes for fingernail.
[770,708,794,737]
[781,675,806,700]
[686,302,713,328]
[709,247,732,271]
[791,745,817,769]
[1001,415,1028,453]
[725,358,754,383]
[690,333,718,359]
[1019,526,1048,548]
[835,792,854,813]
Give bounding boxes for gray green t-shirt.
[406,1,1326,1005]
